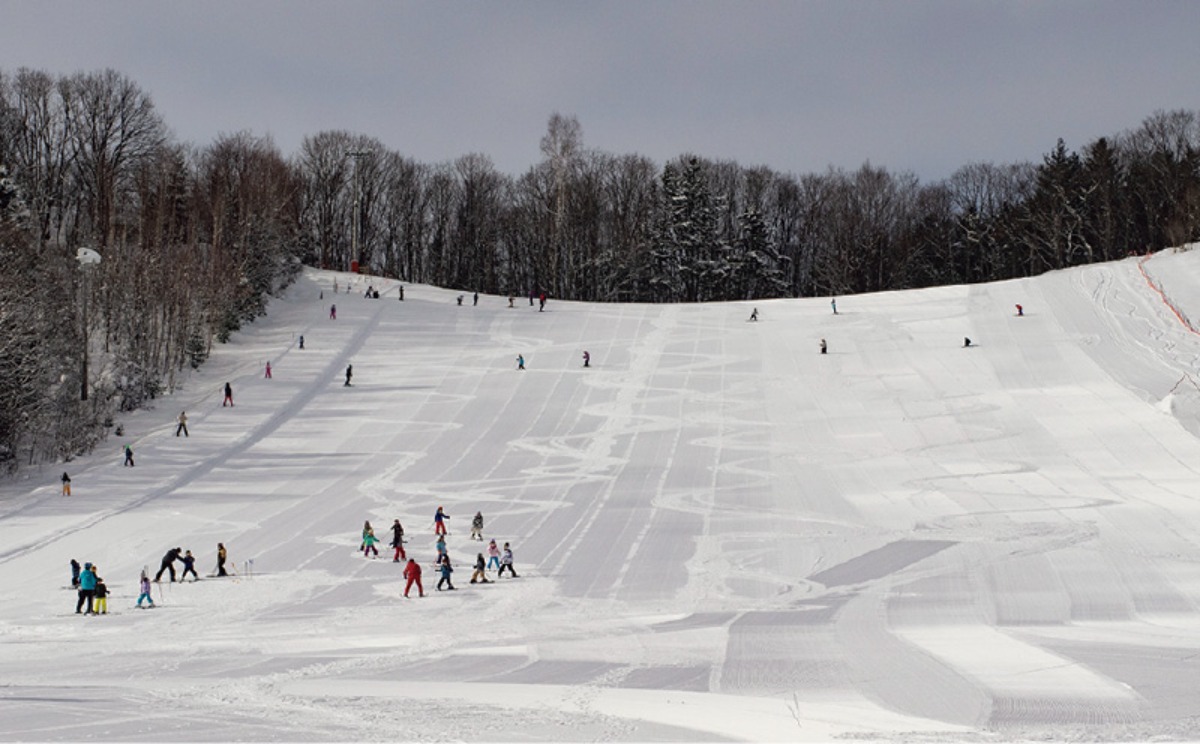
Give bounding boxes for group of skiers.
[70,559,108,614]
[362,507,519,599]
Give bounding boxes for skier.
[508,296,514,308]
[470,511,484,541]
[264,361,272,379]
[94,575,109,614]
[582,350,590,368]
[136,570,155,608]
[517,354,525,371]
[398,285,404,301]
[831,297,838,315]
[529,289,535,306]
[70,558,81,589]
[154,547,183,582]
[344,364,353,387]
[299,335,305,349]
[363,528,380,558]
[820,338,827,355]
[486,539,501,572]
[123,444,134,467]
[473,291,479,306]
[216,543,229,577]
[1015,304,1023,317]
[436,554,456,591]
[61,471,71,496]
[391,519,406,562]
[435,534,447,560]
[498,542,519,578]
[470,553,490,584]
[180,550,199,581]
[749,308,758,322]
[76,562,97,614]
[175,411,189,437]
[361,520,373,550]
[457,295,463,306]
[964,337,972,348]
[403,558,424,598]
[223,382,234,407]
[433,506,449,536]
[539,293,546,312]
[330,304,337,320]
[365,285,374,299]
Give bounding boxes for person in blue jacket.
[436,554,456,591]
[433,506,449,536]
[76,562,97,614]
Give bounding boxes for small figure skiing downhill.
[433,507,449,536]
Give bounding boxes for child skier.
[330,304,337,320]
[486,539,501,572]
[363,527,380,558]
[175,411,189,437]
[517,354,525,370]
[436,554,456,591]
[470,511,484,541]
[223,382,234,407]
[820,338,827,355]
[433,507,449,536]
[61,472,71,496]
[180,550,199,581]
[124,444,134,467]
[403,558,424,598]
[264,361,272,379]
[344,364,353,386]
[435,534,447,561]
[583,350,590,367]
[498,543,519,578]
[136,570,155,608]
[94,575,109,614]
[391,519,406,562]
[70,559,81,589]
[470,553,490,584]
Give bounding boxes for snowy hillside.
[4,249,1200,741]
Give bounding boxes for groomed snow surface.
[5,250,1200,742]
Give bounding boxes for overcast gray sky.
[2,1,1197,182]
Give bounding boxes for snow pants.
[95,597,107,614]
[487,556,500,571]
[498,563,518,578]
[393,544,405,561]
[470,569,487,583]
[137,592,154,607]
[75,589,94,614]
[434,522,446,536]
[404,575,423,597]
[155,562,176,582]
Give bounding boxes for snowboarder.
[390,519,406,562]
[517,354,525,371]
[70,558,81,589]
[831,297,838,315]
[436,554,456,591]
[470,511,484,541]
[344,364,353,386]
[486,539,501,572]
[216,543,229,577]
[123,444,134,467]
[473,291,479,306]
[223,382,234,407]
[964,337,972,348]
[470,553,491,584]
[298,335,305,349]
[330,304,337,320]
[749,308,758,322]
[582,350,590,368]
[94,575,109,614]
[363,528,380,558]
[136,570,155,608]
[264,361,272,379]
[154,547,183,582]
[61,471,71,496]
[76,562,97,614]
[403,558,424,598]
[498,543,519,578]
[433,507,449,536]
[1015,304,1023,317]
[819,338,827,355]
[175,411,189,437]
[180,550,199,581]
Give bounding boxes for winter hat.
[84,562,92,569]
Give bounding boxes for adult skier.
[136,570,155,608]
[498,543,519,578]
[175,411,189,437]
[390,519,406,562]
[473,291,479,306]
[180,550,199,581]
[264,361,272,379]
[470,511,484,541]
[299,335,305,349]
[582,350,590,368]
[61,471,71,496]
[216,543,229,577]
[470,553,491,584]
[76,562,97,614]
[123,444,134,467]
[403,558,424,598]
[436,554,456,591]
[516,354,525,371]
[486,539,501,572]
[433,507,449,536]
[819,338,827,355]
[831,297,838,315]
[154,547,183,582]
[330,304,337,320]
[749,308,758,322]
[344,364,353,386]
[223,382,234,407]
[70,559,81,589]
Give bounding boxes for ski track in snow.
[5,253,1200,740]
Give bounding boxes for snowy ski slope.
[3,249,1200,741]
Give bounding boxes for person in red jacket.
[403,559,424,598]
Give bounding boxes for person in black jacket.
[180,550,199,581]
[391,520,406,562]
[154,547,183,582]
[470,553,490,584]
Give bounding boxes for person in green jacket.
[362,527,379,558]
